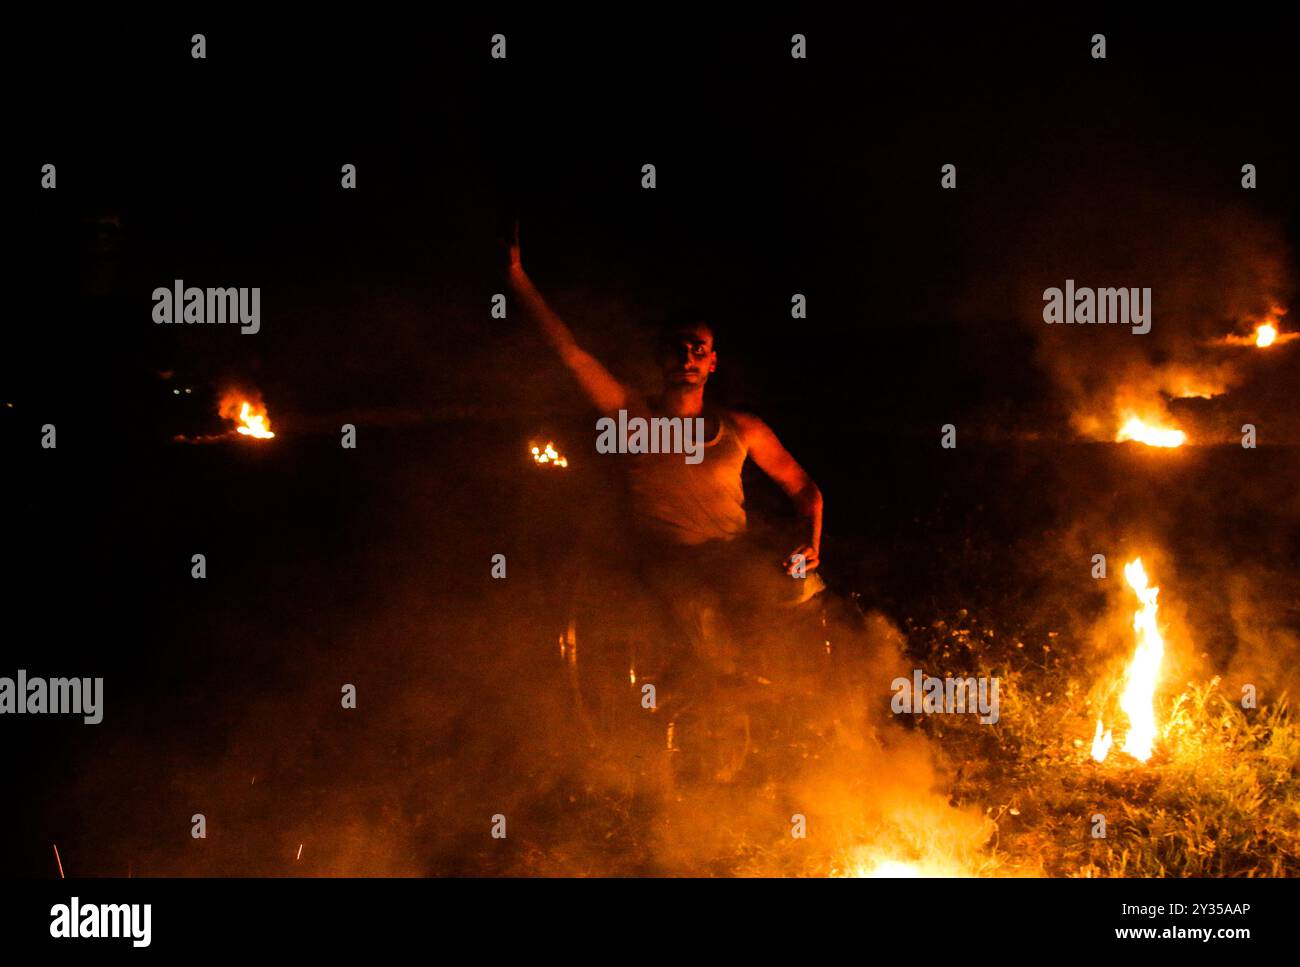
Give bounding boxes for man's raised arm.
[506,233,629,415]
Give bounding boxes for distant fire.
[1115,416,1185,448]
[234,402,275,439]
[1219,323,1295,347]
[1217,306,1296,347]
[1079,362,1237,447]
[530,441,568,468]
[173,389,277,444]
[219,392,275,440]
[1092,557,1167,763]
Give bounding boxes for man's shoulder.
[725,410,770,440]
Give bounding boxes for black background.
[3,7,1298,899]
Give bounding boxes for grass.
[910,610,1300,877]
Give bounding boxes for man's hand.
[732,413,825,572]
[784,543,820,575]
[499,223,631,414]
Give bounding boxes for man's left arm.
[732,412,823,574]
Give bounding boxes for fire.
[1118,559,1164,760]
[530,441,568,468]
[234,402,275,439]
[1089,719,1112,762]
[1217,306,1296,347]
[832,808,994,879]
[835,850,972,878]
[1115,416,1185,448]
[860,860,923,878]
[218,392,275,440]
[1092,557,1167,763]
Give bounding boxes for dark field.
[6,13,1299,884]
[9,419,1297,876]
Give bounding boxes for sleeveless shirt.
[624,412,749,546]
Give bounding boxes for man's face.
[659,324,717,387]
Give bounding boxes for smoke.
[919,124,1297,444]
[32,422,1002,878]
[1022,195,1292,443]
[1224,568,1300,705]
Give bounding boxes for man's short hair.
[657,312,717,348]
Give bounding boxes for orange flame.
[530,441,568,468]
[1092,557,1167,763]
[235,402,275,439]
[1217,306,1295,347]
[1115,416,1185,448]
[1089,718,1113,762]
[835,849,973,879]
[219,392,275,440]
[832,806,994,879]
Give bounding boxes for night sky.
[13,14,1296,439]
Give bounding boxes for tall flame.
[1118,558,1163,761]
[1092,557,1166,763]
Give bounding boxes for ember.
[530,441,568,468]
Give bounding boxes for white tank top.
[624,413,748,545]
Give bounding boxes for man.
[506,233,824,670]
